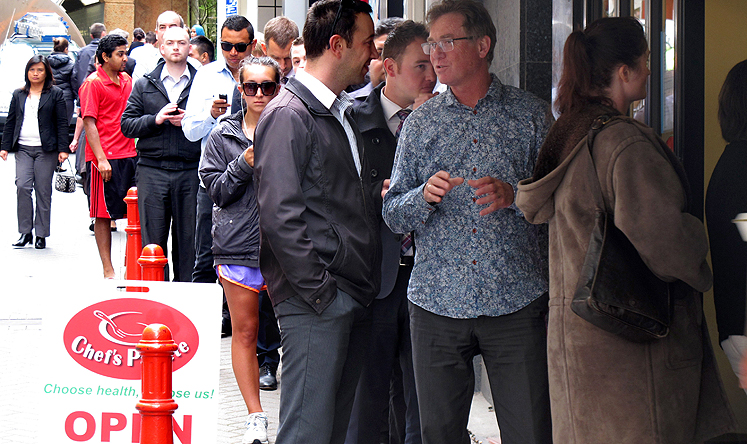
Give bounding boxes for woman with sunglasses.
[199,56,280,444]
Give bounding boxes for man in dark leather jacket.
[121,27,201,282]
[253,0,381,442]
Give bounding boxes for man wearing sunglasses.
[183,15,256,288]
[121,26,201,283]
[253,1,381,443]
[383,1,553,443]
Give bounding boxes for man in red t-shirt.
[79,34,136,279]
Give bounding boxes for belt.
[399,256,414,267]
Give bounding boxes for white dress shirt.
[294,70,361,176]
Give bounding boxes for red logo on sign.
[63,298,199,380]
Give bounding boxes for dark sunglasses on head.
[242,81,278,96]
[221,41,251,52]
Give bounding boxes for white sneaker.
[242,412,268,444]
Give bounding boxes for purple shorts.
[216,264,267,293]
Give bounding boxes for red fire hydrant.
[139,244,168,281]
[124,187,142,280]
[136,324,178,444]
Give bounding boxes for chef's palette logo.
[63,298,199,380]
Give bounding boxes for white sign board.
[38,280,222,444]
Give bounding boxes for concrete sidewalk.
[0,153,500,444]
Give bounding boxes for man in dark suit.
[72,23,106,184]
[121,26,201,282]
[346,20,436,444]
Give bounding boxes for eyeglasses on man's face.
[242,81,278,96]
[221,41,251,53]
[421,37,474,55]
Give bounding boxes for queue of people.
[1,1,746,444]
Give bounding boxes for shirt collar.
[160,64,191,82]
[294,69,338,110]
[442,73,503,107]
[380,87,409,121]
[95,65,125,87]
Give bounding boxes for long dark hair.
[23,54,54,93]
[555,17,648,115]
[718,59,747,143]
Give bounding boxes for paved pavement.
[0,152,500,444]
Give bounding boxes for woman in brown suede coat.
[516,17,736,443]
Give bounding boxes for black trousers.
[136,165,198,282]
[192,185,217,283]
[409,294,551,444]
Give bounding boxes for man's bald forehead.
[157,11,183,28]
[163,26,190,41]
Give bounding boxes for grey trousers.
[409,294,552,444]
[15,145,58,237]
[274,290,372,444]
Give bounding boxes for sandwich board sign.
[38,280,222,443]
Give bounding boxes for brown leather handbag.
[571,116,671,342]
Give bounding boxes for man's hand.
[96,158,113,182]
[68,138,78,153]
[58,152,69,163]
[413,91,438,110]
[467,176,514,216]
[156,103,185,126]
[0,150,7,161]
[381,179,390,200]
[424,171,464,205]
[210,97,230,119]
[243,146,254,167]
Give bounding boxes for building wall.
[488,0,552,104]
[131,0,190,36]
[704,0,747,432]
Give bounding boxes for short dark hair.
[303,0,373,61]
[382,20,428,63]
[264,17,299,49]
[221,15,255,42]
[375,17,403,39]
[53,37,69,53]
[555,17,647,115]
[719,59,747,143]
[239,56,282,83]
[191,36,215,62]
[145,31,157,44]
[96,34,129,65]
[133,28,145,40]
[292,36,304,46]
[426,0,496,64]
[23,55,54,92]
[90,23,106,39]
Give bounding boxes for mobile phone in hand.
[168,109,180,116]
[218,94,227,101]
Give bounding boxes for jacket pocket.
[322,222,347,273]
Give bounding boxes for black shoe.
[12,233,33,247]
[34,237,46,249]
[259,364,278,391]
[221,317,232,338]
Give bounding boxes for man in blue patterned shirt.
[382,1,552,443]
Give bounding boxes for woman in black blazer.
[0,54,70,249]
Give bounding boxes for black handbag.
[54,158,76,193]
[571,116,671,342]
